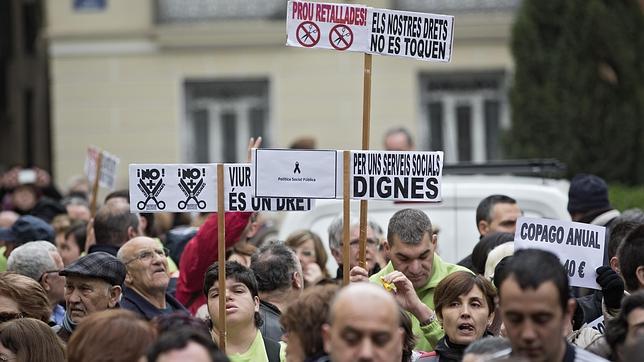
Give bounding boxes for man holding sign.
[351,209,469,351]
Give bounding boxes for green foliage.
[507,0,644,184]
[609,183,644,211]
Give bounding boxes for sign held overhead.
[514,217,606,290]
[253,149,338,199]
[129,164,217,213]
[286,0,454,62]
[225,164,314,212]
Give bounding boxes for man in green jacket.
[350,208,470,352]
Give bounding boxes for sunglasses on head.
[0,312,23,324]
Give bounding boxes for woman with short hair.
[0,272,51,323]
[425,271,497,362]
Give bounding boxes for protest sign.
[287,0,370,52]
[224,163,314,211]
[253,149,338,199]
[368,8,454,62]
[85,146,119,190]
[128,164,217,213]
[286,0,454,62]
[350,150,443,201]
[588,316,605,335]
[514,217,606,289]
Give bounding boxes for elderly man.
[351,208,469,351]
[118,236,188,320]
[250,243,303,341]
[328,214,383,280]
[7,241,66,325]
[322,283,403,362]
[58,251,125,342]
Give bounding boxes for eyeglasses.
[341,238,379,249]
[38,270,61,282]
[0,312,23,324]
[125,247,170,265]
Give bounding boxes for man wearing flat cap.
[57,251,125,342]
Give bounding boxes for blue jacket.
[120,286,189,320]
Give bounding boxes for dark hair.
[250,243,299,293]
[203,261,262,328]
[605,291,644,357]
[151,313,211,336]
[618,224,644,292]
[68,309,156,362]
[280,284,338,358]
[65,220,88,252]
[387,209,433,246]
[399,308,416,362]
[104,189,129,202]
[434,271,497,319]
[93,202,139,247]
[493,256,513,290]
[498,249,569,311]
[608,209,644,259]
[476,195,517,226]
[471,232,514,274]
[147,327,228,362]
[0,318,66,362]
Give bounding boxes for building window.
[156,0,285,23]
[420,71,508,163]
[184,79,270,163]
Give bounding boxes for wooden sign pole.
[216,164,227,352]
[343,151,351,286]
[90,151,103,218]
[359,53,372,269]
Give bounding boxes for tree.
[507,0,644,184]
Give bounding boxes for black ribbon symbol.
[294,162,301,174]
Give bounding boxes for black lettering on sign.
[136,168,166,211]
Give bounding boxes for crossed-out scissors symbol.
[178,178,207,210]
[137,178,166,210]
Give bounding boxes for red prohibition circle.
[296,21,321,47]
[329,24,353,51]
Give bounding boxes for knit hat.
[567,174,610,214]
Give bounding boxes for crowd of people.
[0,134,642,362]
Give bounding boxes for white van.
[277,175,570,273]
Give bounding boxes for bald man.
[117,236,188,320]
[323,283,404,362]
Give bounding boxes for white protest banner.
[368,8,454,62]
[253,149,338,199]
[84,146,120,190]
[224,163,314,212]
[514,217,606,290]
[287,1,370,52]
[128,164,217,213]
[350,150,443,201]
[286,0,454,62]
[588,316,606,335]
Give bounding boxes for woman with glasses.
[0,318,65,362]
[285,230,331,287]
[0,273,50,324]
